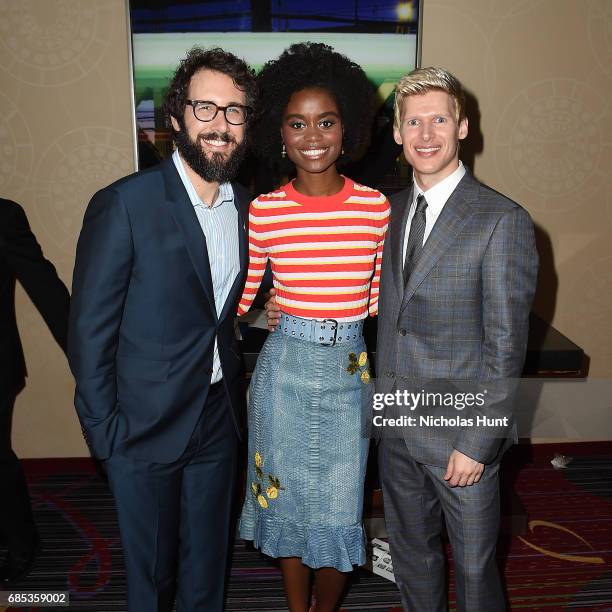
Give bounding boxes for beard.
[173,123,248,183]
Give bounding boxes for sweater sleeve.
[368,198,390,316]
[237,200,269,315]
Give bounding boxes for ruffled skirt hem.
[240,512,366,572]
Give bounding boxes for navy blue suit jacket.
[0,199,70,398]
[68,158,250,462]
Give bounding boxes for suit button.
[386,371,395,378]
[398,328,407,336]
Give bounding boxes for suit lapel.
[161,158,217,318]
[234,184,249,280]
[388,187,413,302]
[400,173,477,311]
[218,183,249,321]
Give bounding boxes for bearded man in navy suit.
[68,47,256,611]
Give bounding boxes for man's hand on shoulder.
[264,288,281,331]
[444,449,484,487]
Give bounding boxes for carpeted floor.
[2,441,611,611]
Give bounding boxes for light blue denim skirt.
[239,327,372,572]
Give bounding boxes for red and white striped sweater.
[238,177,390,322]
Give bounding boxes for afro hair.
[253,42,375,172]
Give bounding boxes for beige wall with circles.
[4,0,610,456]
[421,0,612,381]
[2,0,135,457]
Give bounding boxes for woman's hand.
[265,288,281,331]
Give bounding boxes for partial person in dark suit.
[375,67,538,611]
[68,48,257,612]
[0,198,70,584]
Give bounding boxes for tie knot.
[416,194,428,214]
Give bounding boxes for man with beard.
[68,48,256,611]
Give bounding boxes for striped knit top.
[238,177,390,322]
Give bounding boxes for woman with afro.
[237,43,390,612]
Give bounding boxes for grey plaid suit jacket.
[376,171,538,467]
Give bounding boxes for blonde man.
[375,67,538,611]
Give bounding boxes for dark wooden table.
[240,312,585,378]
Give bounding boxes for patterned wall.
[3,0,611,456]
[1,0,135,457]
[421,0,612,379]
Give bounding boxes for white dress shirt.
[402,161,467,263]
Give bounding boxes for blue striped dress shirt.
[172,150,240,384]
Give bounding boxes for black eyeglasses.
[185,100,251,125]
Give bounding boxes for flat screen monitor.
[128,0,421,192]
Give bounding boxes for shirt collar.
[172,149,233,209]
[412,161,466,214]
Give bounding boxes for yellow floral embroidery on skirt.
[257,494,268,509]
[347,352,371,383]
[251,452,285,508]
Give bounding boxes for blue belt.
[278,312,364,346]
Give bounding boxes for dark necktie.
[403,194,428,286]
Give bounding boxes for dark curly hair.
[254,42,375,171]
[163,47,257,136]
